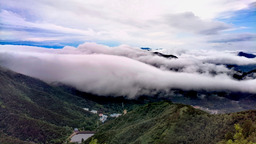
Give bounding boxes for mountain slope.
[1,65,256,143]
[0,66,101,143]
[238,52,256,59]
[87,101,256,144]
[153,52,178,59]
[0,66,155,143]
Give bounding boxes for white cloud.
[0,44,255,98]
[0,10,97,39]
[1,0,255,50]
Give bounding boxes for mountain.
[233,68,256,80]
[225,63,256,80]
[153,52,178,59]
[140,47,178,58]
[61,85,256,114]
[0,66,103,143]
[141,47,152,51]
[0,66,156,143]
[238,52,256,59]
[55,85,150,114]
[226,64,256,73]
[86,101,256,144]
[1,65,256,143]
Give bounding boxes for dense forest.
[86,101,256,144]
[0,66,100,143]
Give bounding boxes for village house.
[110,113,122,118]
[90,110,97,114]
[123,109,127,115]
[74,128,79,133]
[83,108,89,111]
[99,114,108,123]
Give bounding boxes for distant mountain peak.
[141,47,152,51]
[153,52,178,59]
[238,51,256,58]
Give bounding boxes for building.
[70,131,95,144]
[83,108,89,111]
[123,109,127,115]
[110,113,122,118]
[90,110,97,114]
[74,128,79,133]
[99,114,108,123]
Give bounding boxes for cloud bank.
[0,44,256,98]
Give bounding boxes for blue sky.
[0,0,255,51]
[218,3,256,33]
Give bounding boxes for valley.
[0,65,256,143]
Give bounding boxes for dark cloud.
[208,33,256,43]
[165,12,232,35]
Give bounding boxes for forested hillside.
[87,101,256,144]
[0,66,101,143]
[0,66,150,143]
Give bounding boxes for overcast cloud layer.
[0,44,256,98]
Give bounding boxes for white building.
[90,110,97,114]
[74,128,79,133]
[110,113,122,118]
[99,114,108,123]
[83,108,89,111]
[70,131,95,144]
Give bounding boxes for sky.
[0,0,256,51]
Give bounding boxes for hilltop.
[238,52,256,59]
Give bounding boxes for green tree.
[242,120,254,137]
[219,124,255,144]
[89,138,98,144]
[88,138,107,144]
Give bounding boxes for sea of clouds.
[0,43,256,98]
